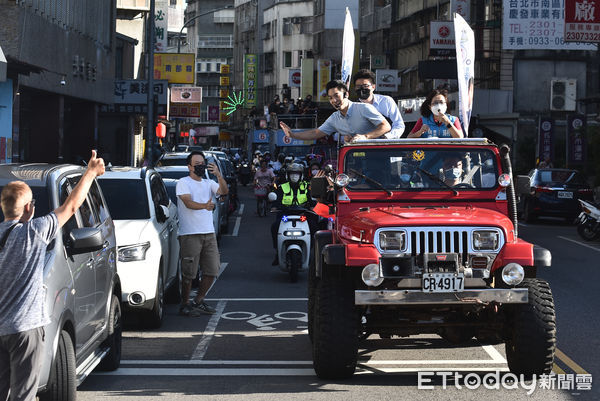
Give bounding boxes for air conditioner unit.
[550,78,577,111]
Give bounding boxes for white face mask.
[289,174,301,183]
[311,169,319,176]
[431,103,447,116]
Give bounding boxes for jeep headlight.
[472,231,500,251]
[118,242,151,262]
[378,231,406,252]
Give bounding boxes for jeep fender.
[315,230,337,277]
[491,240,551,273]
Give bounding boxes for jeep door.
[149,174,175,284]
[86,180,116,331]
[59,176,97,352]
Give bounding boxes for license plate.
[558,191,573,199]
[422,273,464,293]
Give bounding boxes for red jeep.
[309,138,555,379]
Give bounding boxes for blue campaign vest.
[420,114,458,138]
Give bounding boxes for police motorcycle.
[576,199,600,241]
[268,164,313,282]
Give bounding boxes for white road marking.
[517,222,529,227]
[205,298,308,301]
[558,236,600,252]
[118,359,506,366]
[238,203,244,216]
[224,217,241,236]
[95,366,510,376]
[481,345,507,363]
[191,300,227,360]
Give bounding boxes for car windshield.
[537,170,586,186]
[0,186,51,220]
[344,148,499,191]
[97,179,150,220]
[156,170,189,180]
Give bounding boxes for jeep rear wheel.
[505,278,556,376]
[312,274,359,379]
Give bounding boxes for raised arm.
[280,121,327,140]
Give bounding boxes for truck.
[308,138,555,379]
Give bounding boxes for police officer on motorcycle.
[270,163,316,265]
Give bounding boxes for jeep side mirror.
[516,175,531,195]
[68,227,104,255]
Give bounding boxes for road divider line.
[119,359,508,366]
[191,300,227,360]
[238,203,244,216]
[481,345,507,364]
[557,236,600,252]
[205,298,308,301]
[555,348,588,374]
[223,217,241,237]
[203,263,229,297]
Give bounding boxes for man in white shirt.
[353,69,405,139]
[176,151,228,316]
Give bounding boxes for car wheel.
[312,273,359,379]
[39,330,76,401]
[147,271,164,329]
[98,294,122,371]
[165,259,182,304]
[505,278,556,377]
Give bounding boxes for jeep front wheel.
[505,278,556,376]
[312,274,359,379]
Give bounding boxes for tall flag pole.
[454,13,475,136]
[341,7,355,88]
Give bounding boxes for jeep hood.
[337,206,513,243]
[113,220,153,246]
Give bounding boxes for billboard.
[170,87,202,103]
[375,69,399,92]
[502,1,596,50]
[154,0,168,52]
[154,53,195,84]
[244,54,257,107]
[430,21,456,57]
[565,0,600,42]
[317,60,331,102]
[301,58,314,99]
[170,103,201,118]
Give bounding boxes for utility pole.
[146,0,156,167]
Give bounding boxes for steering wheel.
[454,183,476,189]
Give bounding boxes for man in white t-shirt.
[176,151,228,316]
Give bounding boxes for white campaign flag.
[454,13,474,136]
[341,7,354,87]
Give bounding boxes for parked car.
[206,150,238,216]
[516,168,594,223]
[0,163,122,400]
[97,167,180,328]
[156,163,228,239]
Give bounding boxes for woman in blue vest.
[408,89,463,138]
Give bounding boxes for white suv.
[98,167,180,328]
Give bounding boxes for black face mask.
[356,88,370,100]
[193,164,206,177]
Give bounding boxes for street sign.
[372,54,386,69]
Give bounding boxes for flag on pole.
[454,13,475,136]
[341,7,355,88]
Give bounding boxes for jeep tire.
[312,274,359,379]
[505,278,556,376]
[98,294,122,371]
[307,255,318,343]
[40,330,76,401]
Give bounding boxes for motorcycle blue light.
[281,215,289,222]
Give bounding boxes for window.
[97,179,150,220]
[283,52,292,68]
[206,63,212,72]
[66,176,97,228]
[88,181,111,223]
[150,175,170,207]
[170,0,177,5]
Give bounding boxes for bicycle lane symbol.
[221,311,308,331]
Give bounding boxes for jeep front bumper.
[355,288,528,305]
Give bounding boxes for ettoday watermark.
[418,371,592,394]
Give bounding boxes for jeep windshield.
[344,148,498,191]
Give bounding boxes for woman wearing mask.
[408,89,463,138]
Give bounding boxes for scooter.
[576,199,600,241]
[238,161,252,186]
[268,192,311,282]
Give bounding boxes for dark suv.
[0,164,122,400]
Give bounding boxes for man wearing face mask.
[353,69,405,139]
[440,154,464,187]
[408,89,463,138]
[176,151,228,316]
[280,80,390,143]
[270,163,316,265]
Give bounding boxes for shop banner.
[502,1,596,50]
[170,103,201,118]
[171,87,202,103]
[244,54,257,107]
[375,70,399,92]
[276,129,316,146]
[454,13,474,135]
[538,117,554,163]
[154,0,168,52]
[154,53,195,84]
[567,114,586,164]
[430,21,456,57]
[253,129,269,144]
[317,60,331,102]
[301,58,314,99]
[208,105,219,122]
[565,0,600,42]
[451,0,470,22]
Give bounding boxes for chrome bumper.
[355,288,528,305]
